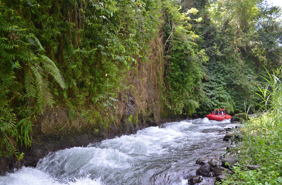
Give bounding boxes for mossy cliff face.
[0,0,179,173]
[36,33,165,139]
[0,31,171,174]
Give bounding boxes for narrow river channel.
[0,118,236,185]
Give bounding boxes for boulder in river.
[196,157,213,165]
[188,176,203,185]
[208,158,222,167]
[196,164,212,177]
[223,133,243,142]
[223,133,234,141]
[224,127,233,131]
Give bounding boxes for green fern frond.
[30,65,44,110]
[42,78,54,107]
[3,132,22,161]
[24,71,36,98]
[40,55,65,89]
[27,33,44,51]
[16,118,32,147]
[0,112,16,132]
[27,54,64,111]
[0,122,15,132]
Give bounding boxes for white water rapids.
[0,118,236,185]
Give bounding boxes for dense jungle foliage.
[193,0,282,115]
[0,0,281,160]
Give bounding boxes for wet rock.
[208,158,222,167]
[242,165,262,170]
[196,157,213,165]
[223,132,243,142]
[221,156,239,169]
[213,166,232,176]
[201,177,215,185]
[223,133,234,141]
[216,174,227,182]
[196,164,212,177]
[224,125,241,131]
[188,176,203,185]
[224,127,233,131]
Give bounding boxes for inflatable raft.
[206,114,232,121]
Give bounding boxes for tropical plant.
[220,71,282,185]
[162,4,208,116]
[0,1,65,159]
[194,0,282,114]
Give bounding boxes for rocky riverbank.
[184,119,262,185]
[184,123,242,185]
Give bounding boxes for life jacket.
[218,109,223,115]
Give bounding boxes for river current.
[0,118,236,185]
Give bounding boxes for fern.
[27,33,44,51]
[26,55,65,112]
[0,1,66,159]
[0,112,16,133]
[25,70,36,98]
[30,65,45,110]
[43,80,55,107]
[40,55,65,89]
[0,107,23,160]
[16,118,32,148]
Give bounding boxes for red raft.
[206,114,232,121]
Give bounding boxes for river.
[0,118,236,185]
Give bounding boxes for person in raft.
[218,108,224,115]
[211,109,218,115]
[218,108,227,115]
